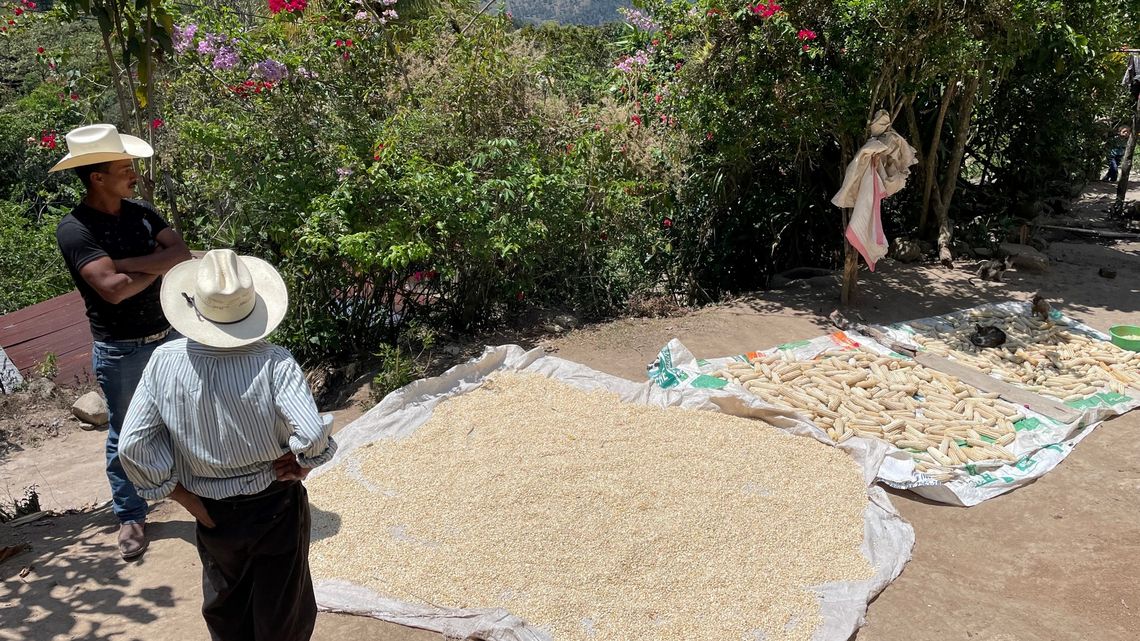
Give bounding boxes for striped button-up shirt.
[120,338,337,500]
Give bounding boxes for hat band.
[181,292,255,325]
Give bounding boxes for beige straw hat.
[48,124,153,173]
[160,249,288,348]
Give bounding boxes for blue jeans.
[1105,151,1123,182]
[92,332,176,524]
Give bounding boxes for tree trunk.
[1115,96,1140,214]
[919,78,957,232]
[934,73,981,266]
[838,136,857,305]
[100,31,133,134]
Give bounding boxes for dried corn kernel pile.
[714,349,1023,480]
[909,310,1140,402]
[308,372,873,641]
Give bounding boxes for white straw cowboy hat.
[160,249,288,348]
[48,124,153,173]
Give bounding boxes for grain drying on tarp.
[308,372,874,641]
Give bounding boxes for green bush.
[0,201,72,315]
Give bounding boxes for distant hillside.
[505,0,632,25]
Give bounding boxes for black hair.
[74,161,113,189]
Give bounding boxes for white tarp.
[310,345,914,641]
[648,301,1137,506]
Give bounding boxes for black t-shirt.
[55,199,171,342]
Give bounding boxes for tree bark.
[100,30,133,134]
[919,77,957,232]
[934,73,981,266]
[1115,96,1139,214]
[838,135,857,305]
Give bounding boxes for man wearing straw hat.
[49,124,192,560]
[119,248,337,641]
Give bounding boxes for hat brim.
[48,134,154,173]
[160,256,289,348]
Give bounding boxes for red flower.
[150,118,164,129]
[654,93,662,103]
[335,39,343,47]
[372,154,380,161]
[345,39,353,47]
[565,143,574,153]
[705,131,713,141]
[802,44,810,52]
[36,46,44,53]
[69,93,79,101]
[752,1,781,17]
[7,19,15,25]
[342,51,350,60]
[651,39,659,46]
[267,0,285,13]
[797,29,817,41]
[706,8,722,16]
[245,80,256,87]
[26,1,36,7]
[674,61,683,71]
[661,217,673,229]
[14,7,23,15]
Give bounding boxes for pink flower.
[797,29,817,41]
[705,131,713,141]
[654,93,662,103]
[150,118,164,129]
[752,2,781,18]
[802,44,810,52]
[661,217,673,229]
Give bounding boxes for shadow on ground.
[0,505,194,640]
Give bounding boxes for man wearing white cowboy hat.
[119,249,336,641]
[50,123,192,559]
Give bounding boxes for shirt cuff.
[135,476,178,501]
[297,436,338,469]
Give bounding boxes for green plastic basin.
[1109,325,1140,352]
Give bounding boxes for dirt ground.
[2,182,1139,640]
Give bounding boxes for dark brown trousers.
[196,480,316,641]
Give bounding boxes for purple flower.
[336,167,353,179]
[380,8,397,21]
[173,23,197,54]
[614,47,652,73]
[619,8,658,31]
[197,37,216,56]
[212,44,240,70]
[252,58,288,82]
